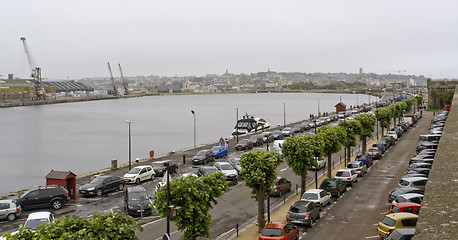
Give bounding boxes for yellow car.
[377,212,418,238]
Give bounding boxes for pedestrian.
[219,137,225,146]
[309,114,312,120]
[225,138,229,149]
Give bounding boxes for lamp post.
[166,162,170,237]
[125,120,132,170]
[234,107,239,143]
[283,102,286,128]
[191,110,196,149]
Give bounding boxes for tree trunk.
[301,167,308,197]
[346,145,351,163]
[362,137,367,153]
[327,155,332,178]
[256,187,266,233]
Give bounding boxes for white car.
[314,157,326,170]
[214,162,238,182]
[24,212,55,230]
[387,131,398,141]
[301,189,331,210]
[281,127,293,137]
[335,168,358,187]
[123,165,155,184]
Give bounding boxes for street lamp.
[234,107,239,143]
[125,120,132,170]
[166,162,171,237]
[283,102,286,128]
[191,110,196,149]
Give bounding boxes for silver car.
[346,161,367,177]
[0,199,22,221]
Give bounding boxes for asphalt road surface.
[302,112,432,240]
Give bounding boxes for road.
[302,112,432,240]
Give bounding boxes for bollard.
[111,159,118,170]
[183,155,186,165]
[236,223,239,237]
[296,184,298,194]
[283,192,286,203]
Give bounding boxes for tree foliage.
[153,173,228,240]
[354,113,376,153]
[316,125,346,178]
[338,120,362,161]
[375,107,391,134]
[282,134,324,196]
[3,212,142,240]
[240,150,283,232]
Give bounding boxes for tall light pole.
[283,102,286,128]
[125,120,132,170]
[234,107,239,143]
[191,110,196,149]
[166,162,170,237]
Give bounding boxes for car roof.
[27,212,52,219]
[95,175,112,179]
[304,189,322,194]
[133,165,152,169]
[385,212,418,219]
[264,221,288,229]
[347,161,361,164]
[216,162,231,165]
[400,176,428,181]
[0,199,14,203]
[398,193,424,198]
[200,166,217,170]
[127,185,147,192]
[392,202,421,208]
[337,168,352,172]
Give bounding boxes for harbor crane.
[107,62,117,96]
[20,37,46,99]
[118,63,128,95]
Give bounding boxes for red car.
[236,139,254,150]
[259,221,298,240]
[387,202,421,215]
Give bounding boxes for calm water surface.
[0,92,374,194]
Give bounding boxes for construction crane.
[20,37,46,100]
[118,63,128,95]
[107,62,117,96]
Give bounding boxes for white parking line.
[279,168,288,172]
[366,235,380,238]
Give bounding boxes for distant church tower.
[359,67,363,75]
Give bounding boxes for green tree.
[316,125,346,178]
[415,95,424,111]
[338,120,362,162]
[402,99,413,113]
[153,173,228,240]
[240,150,283,232]
[282,134,324,196]
[3,212,142,240]
[354,113,376,153]
[375,107,391,137]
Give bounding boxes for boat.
[232,114,270,136]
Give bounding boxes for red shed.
[335,102,347,114]
[45,170,77,199]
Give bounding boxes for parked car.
[124,186,153,216]
[270,177,291,197]
[228,158,241,173]
[301,122,311,130]
[319,178,346,197]
[381,135,395,147]
[407,162,432,172]
[346,161,367,177]
[196,166,219,177]
[387,131,398,141]
[259,221,299,240]
[384,228,415,240]
[367,147,382,160]
[192,150,215,164]
[152,160,178,177]
[79,175,125,197]
[355,154,373,167]
[0,199,22,221]
[123,165,155,184]
[249,135,264,147]
[377,139,390,150]
[16,185,69,210]
[292,124,303,133]
[406,168,430,177]
[388,187,423,203]
[387,202,421,215]
[282,127,293,137]
[398,177,428,191]
[335,169,358,187]
[24,212,55,230]
[401,173,428,179]
[211,145,228,158]
[301,189,331,210]
[372,142,386,154]
[260,132,274,143]
[314,157,326,170]
[286,200,320,226]
[214,162,238,182]
[377,213,418,238]
[409,157,434,165]
[235,139,254,150]
[392,193,424,205]
[272,130,284,140]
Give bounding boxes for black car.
[124,186,153,216]
[381,136,394,147]
[249,135,264,147]
[272,130,283,140]
[15,185,69,210]
[197,166,219,177]
[319,178,346,197]
[79,175,125,196]
[192,150,215,165]
[152,160,178,177]
[388,187,424,203]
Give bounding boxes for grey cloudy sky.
[1,0,458,80]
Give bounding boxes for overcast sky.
[1,0,458,80]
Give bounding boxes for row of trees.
[375,99,414,135]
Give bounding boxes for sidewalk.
[232,134,385,239]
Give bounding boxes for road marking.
[142,217,164,227]
[366,235,380,238]
[154,230,180,240]
[279,167,288,172]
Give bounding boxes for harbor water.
[0,92,373,195]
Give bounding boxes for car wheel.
[151,174,155,181]
[135,178,140,184]
[279,190,283,197]
[7,213,16,221]
[309,217,314,227]
[96,189,103,196]
[174,166,178,173]
[118,183,124,191]
[296,230,299,240]
[52,199,62,210]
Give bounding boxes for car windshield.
[347,163,359,168]
[127,168,141,174]
[90,177,105,184]
[368,149,377,152]
[196,151,207,156]
[25,218,49,230]
[220,164,234,170]
[239,140,248,144]
[290,204,308,213]
[380,216,396,227]
[261,228,283,237]
[128,192,149,201]
[321,180,336,187]
[204,169,218,175]
[211,146,221,151]
[390,206,400,213]
[336,171,349,177]
[19,191,31,198]
[302,193,318,200]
